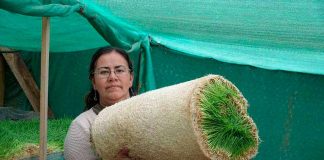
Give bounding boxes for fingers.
[115,147,130,160]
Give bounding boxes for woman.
[64,46,134,160]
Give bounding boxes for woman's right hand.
[116,147,131,160]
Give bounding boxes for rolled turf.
[92,75,259,160]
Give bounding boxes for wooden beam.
[40,16,50,160]
[0,47,53,117]
[0,55,4,106]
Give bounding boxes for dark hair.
[84,46,134,110]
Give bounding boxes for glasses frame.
[92,66,131,79]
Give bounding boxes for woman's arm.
[64,120,99,160]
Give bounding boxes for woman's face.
[92,51,133,106]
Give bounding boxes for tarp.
[0,0,323,75]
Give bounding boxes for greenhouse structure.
[0,0,323,159]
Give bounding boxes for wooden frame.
[0,48,53,117]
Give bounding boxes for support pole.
[40,16,50,160]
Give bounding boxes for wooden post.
[40,16,50,160]
[0,55,4,106]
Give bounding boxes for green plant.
[200,81,257,159]
[0,118,72,159]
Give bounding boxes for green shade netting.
[0,0,323,76]
[105,0,324,75]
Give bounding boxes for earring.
[94,90,97,101]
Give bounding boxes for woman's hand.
[116,147,131,160]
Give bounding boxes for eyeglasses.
[93,66,131,79]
